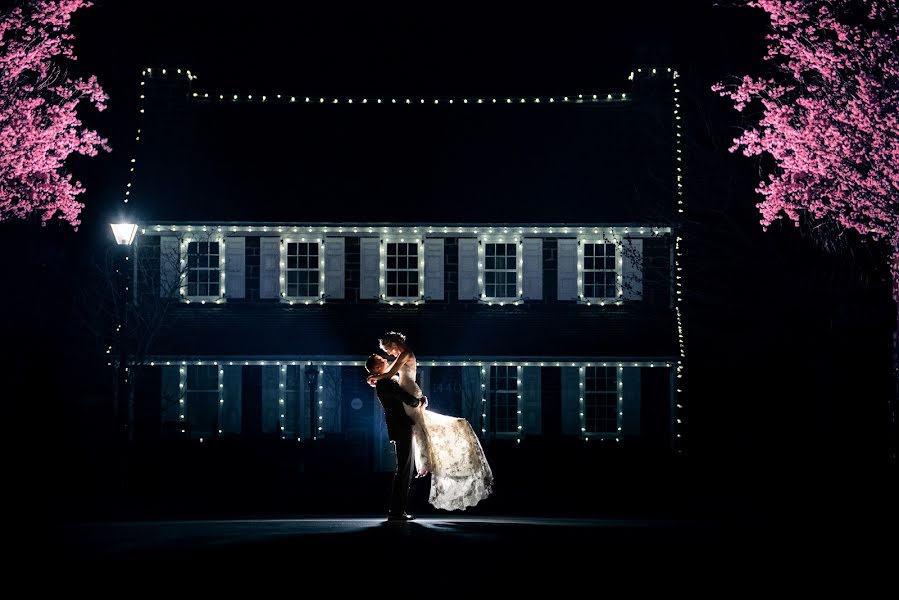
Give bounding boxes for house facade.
[119,67,684,469]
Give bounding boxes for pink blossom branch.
[0,0,109,229]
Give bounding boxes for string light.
[517,366,523,443]
[193,93,635,106]
[672,69,687,453]
[149,358,673,368]
[148,223,673,237]
[279,364,287,439]
[178,365,186,425]
[480,366,488,435]
[217,363,224,436]
[317,368,324,439]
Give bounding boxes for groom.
[366,353,422,522]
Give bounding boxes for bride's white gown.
[396,359,494,511]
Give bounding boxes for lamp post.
[305,365,318,441]
[110,222,137,443]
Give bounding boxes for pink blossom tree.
[0,0,109,229]
[713,0,899,392]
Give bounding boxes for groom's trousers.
[388,430,414,516]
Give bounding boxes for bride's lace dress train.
[410,409,494,511]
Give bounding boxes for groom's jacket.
[375,379,420,441]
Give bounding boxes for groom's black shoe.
[387,512,415,522]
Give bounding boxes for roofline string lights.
[124,68,195,207]
[144,224,674,237]
[192,92,631,105]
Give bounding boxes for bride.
[366,331,493,511]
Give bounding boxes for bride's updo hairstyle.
[379,331,407,349]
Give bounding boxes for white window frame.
[180,234,226,304]
[479,236,523,304]
[380,236,425,304]
[578,236,623,305]
[280,236,324,304]
[579,365,622,438]
[487,364,522,437]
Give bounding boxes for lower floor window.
[489,365,518,434]
[186,365,219,437]
[585,366,617,434]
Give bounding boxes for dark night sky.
[3,1,894,471]
[71,1,766,229]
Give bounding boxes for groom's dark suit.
[375,378,421,518]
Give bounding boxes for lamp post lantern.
[110,223,138,246]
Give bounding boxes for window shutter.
[324,237,345,300]
[320,366,342,433]
[225,236,246,299]
[259,237,280,299]
[622,238,643,301]
[560,367,580,435]
[621,367,641,437]
[457,238,478,300]
[159,236,180,297]
[221,365,242,433]
[160,365,180,423]
[461,366,482,428]
[359,237,380,299]
[424,238,445,301]
[521,366,542,435]
[418,366,431,399]
[557,238,578,300]
[261,365,279,434]
[522,238,543,301]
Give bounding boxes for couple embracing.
[366,331,493,521]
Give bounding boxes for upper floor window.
[583,366,620,435]
[383,241,421,301]
[481,240,521,302]
[285,241,321,299]
[186,240,222,300]
[581,241,619,300]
